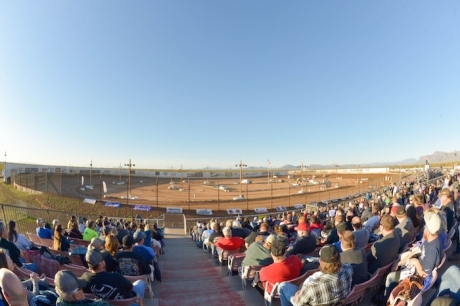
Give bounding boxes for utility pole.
[235,160,247,197]
[90,159,93,186]
[124,159,135,205]
[156,177,159,207]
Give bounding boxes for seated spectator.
[36,218,52,239]
[67,220,83,240]
[278,245,353,306]
[321,215,343,244]
[0,221,38,273]
[340,231,368,285]
[309,215,324,238]
[363,206,381,233]
[287,222,317,257]
[117,235,151,276]
[242,234,274,267]
[245,222,270,248]
[360,202,372,223]
[215,227,244,255]
[82,250,146,300]
[393,206,414,253]
[54,224,71,252]
[367,215,400,275]
[103,234,120,273]
[8,220,31,253]
[384,211,442,301]
[78,218,87,234]
[83,221,98,241]
[55,270,111,305]
[133,231,156,263]
[230,220,251,239]
[259,237,302,295]
[332,223,348,253]
[351,217,369,248]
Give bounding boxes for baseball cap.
[294,222,308,232]
[396,206,406,216]
[55,270,87,294]
[265,234,276,245]
[391,206,399,215]
[319,245,340,263]
[86,249,104,267]
[424,211,441,234]
[89,237,103,249]
[122,235,134,248]
[133,230,146,242]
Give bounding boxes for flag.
[267,159,270,166]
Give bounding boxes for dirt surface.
[39,172,400,212]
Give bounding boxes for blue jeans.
[132,280,146,299]
[278,282,299,306]
[19,258,38,274]
[427,266,460,305]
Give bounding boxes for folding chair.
[124,274,154,299]
[227,253,245,276]
[62,264,88,277]
[239,264,262,290]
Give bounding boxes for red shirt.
[259,255,303,293]
[215,236,244,250]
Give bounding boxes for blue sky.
[1,1,459,169]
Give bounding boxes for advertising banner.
[104,202,121,208]
[227,209,242,215]
[254,208,268,213]
[83,198,96,205]
[196,209,212,215]
[275,206,287,212]
[133,205,153,211]
[293,204,304,209]
[166,207,183,214]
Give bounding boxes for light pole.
[124,159,135,204]
[235,160,247,197]
[170,166,173,184]
[90,159,93,186]
[3,151,6,183]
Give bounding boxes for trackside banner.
[83,198,96,205]
[133,205,153,211]
[105,202,121,208]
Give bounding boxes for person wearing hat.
[55,270,110,305]
[259,238,303,296]
[82,249,146,300]
[383,210,442,302]
[133,230,156,264]
[278,245,353,306]
[286,222,316,257]
[393,205,415,253]
[242,234,275,267]
[367,215,400,275]
[439,188,455,232]
[116,235,152,276]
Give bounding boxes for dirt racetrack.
[32,172,401,212]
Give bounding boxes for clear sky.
[1,1,459,170]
